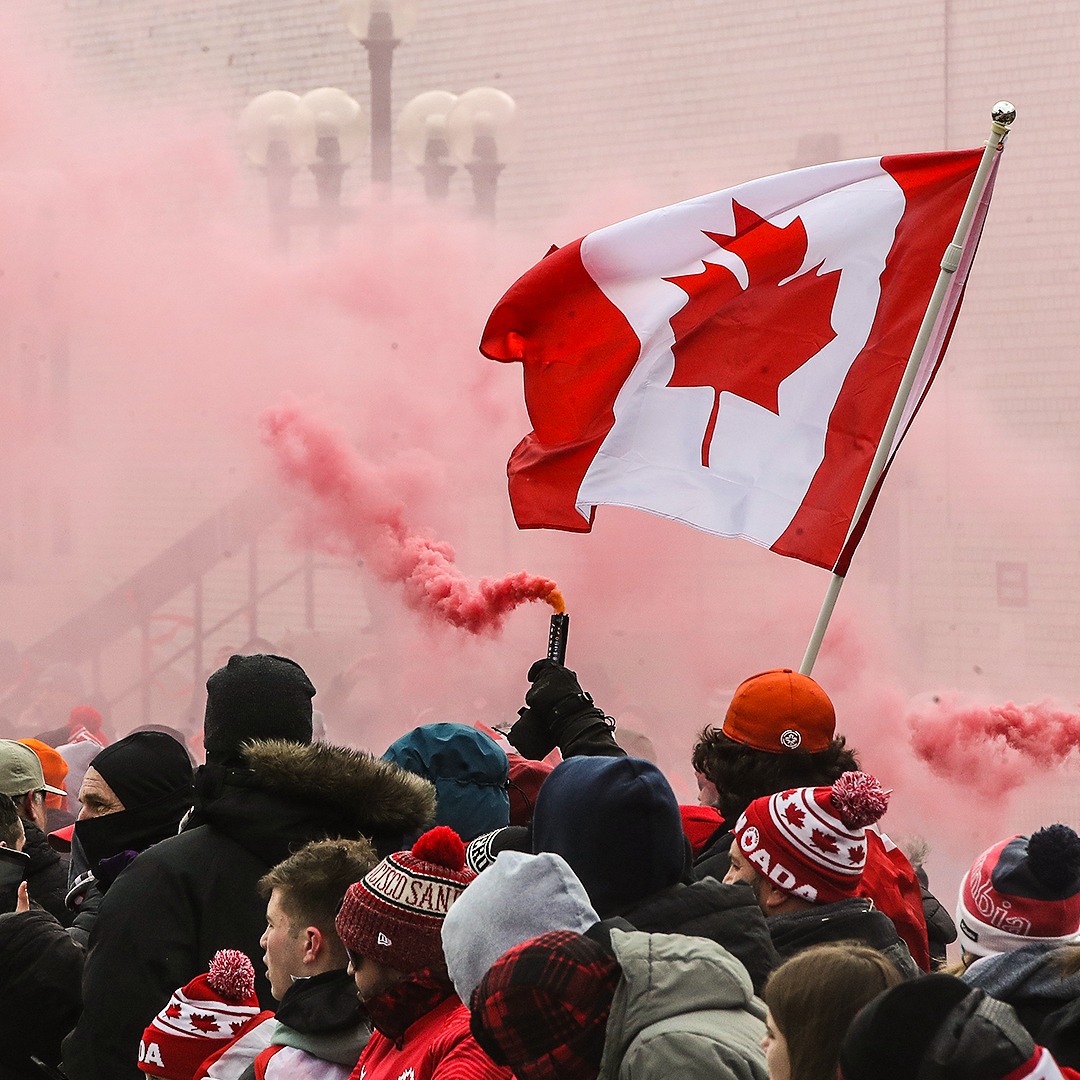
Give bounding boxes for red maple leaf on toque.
[810,828,840,854]
[666,203,842,467]
[847,843,865,864]
[190,1013,219,1034]
[165,1003,182,1020]
[782,803,806,830]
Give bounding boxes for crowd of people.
[3,653,1080,1080]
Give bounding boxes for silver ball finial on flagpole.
[992,101,1017,126]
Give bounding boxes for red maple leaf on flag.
[165,1003,182,1020]
[782,803,806,830]
[190,1013,219,1033]
[810,828,840,854]
[666,202,842,467]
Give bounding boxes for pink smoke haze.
[3,6,1080,938]
[260,406,562,634]
[907,691,1080,799]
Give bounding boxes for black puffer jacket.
[62,739,436,1080]
[616,878,780,995]
[0,909,83,1079]
[768,897,920,979]
[20,818,71,927]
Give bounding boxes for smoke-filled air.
[2,1,1080,955]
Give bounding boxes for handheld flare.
[548,612,569,666]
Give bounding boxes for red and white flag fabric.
[482,150,997,572]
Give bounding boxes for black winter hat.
[839,974,1035,1080]
[90,731,193,809]
[531,756,686,917]
[203,654,315,765]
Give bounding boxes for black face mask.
[73,785,193,876]
[0,846,30,891]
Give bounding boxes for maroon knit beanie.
[335,825,475,974]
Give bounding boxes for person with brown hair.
[723,772,919,978]
[761,942,902,1080]
[199,837,380,1080]
[692,668,933,971]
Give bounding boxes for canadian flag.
[483,150,996,571]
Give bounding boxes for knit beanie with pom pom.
[732,772,890,904]
[336,825,477,975]
[139,949,265,1080]
[956,824,1080,957]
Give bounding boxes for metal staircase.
[3,489,318,725]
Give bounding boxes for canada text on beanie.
[203,654,315,764]
[139,950,264,1080]
[956,825,1080,958]
[335,825,475,975]
[722,668,835,754]
[732,772,889,903]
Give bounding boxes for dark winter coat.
[922,882,958,968]
[20,817,71,926]
[64,778,194,946]
[616,877,780,996]
[694,828,934,972]
[768,897,920,979]
[0,845,30,913]
[963,943,1080,1069]
[62,739,436,1080]
[0,908,84,1080]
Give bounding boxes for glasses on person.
[345,946,364,969]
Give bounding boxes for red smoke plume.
[907,691,1080,799]
[260,405,563,634]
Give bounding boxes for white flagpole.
[800,101,1015,676]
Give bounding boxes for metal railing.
[3,489,317,726]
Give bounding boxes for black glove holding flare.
[507,659,623,761]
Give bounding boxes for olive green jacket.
[599,929,768,1080]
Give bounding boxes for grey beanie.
[441,849,599,1004]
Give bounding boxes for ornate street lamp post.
[397,90,458,201]
[341,0,418,188]
[446,87,518,219]
[239,88,365,250]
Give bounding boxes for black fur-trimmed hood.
[193,739,437,863]
[241,739,437,836]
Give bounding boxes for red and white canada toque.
[138,949,264,1080]
[483,150,996,571]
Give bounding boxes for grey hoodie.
[600,929,768,1080]
[441,849,599,1003]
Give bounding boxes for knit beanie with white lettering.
[956,825,1080,958]
[732,772,890,904]
[138,950,264,1080]
[336,825,476,975]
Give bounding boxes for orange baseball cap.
[721,668,835,753]
[19,738,70,807]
